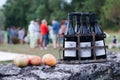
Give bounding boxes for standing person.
[0,28,5,44]
[59,20,67,46]
[52,19,60,48]
[34,19,40,48]
[9,27,14,44]
[7,27,11,44]
[18,27,25,44]
[10,26,19,44]
[40,19,48,50]
[28,20,36,48]
[48,25,53,44]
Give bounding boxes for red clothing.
[40,23,48,35]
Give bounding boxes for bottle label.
[80,42,91,57]
[95,40,105,56]
[64,41,76,57]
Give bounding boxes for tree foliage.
[2,0,120,30]
[0,9,5,28]
[103,0,120,25]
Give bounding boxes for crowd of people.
[0,26,28,45]
[0,19,120,50]
[6,26,28,44]
[0,18,67,50]
[28,18,67,50]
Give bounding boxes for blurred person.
[11,27,19,44]
[0,28,5,44]
[112,35,118,44]
[24,35,29,43]
[9,27,14,44]
[23,29,29,43]
[108,35,119,49]
[52,19,60,48]
[14,27,18,38]
[46,31,49,46]
[48,25,53,44]
[40,19,49,50]
[11,27,18,38]
[7,27,11,44]
[28,20,36,48]
[34,19,40,48]
[18,27,25,44]
[63,18,68,26]
[58,19,67,47]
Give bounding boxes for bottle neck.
[69,15,73,27]
[76,15,81,33]
[81,14,87,26]
[65,15,75,35]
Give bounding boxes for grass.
[0,60,13,64]
[105,33,120,44]
[0,43,60,59]
[0,43,61,64]
[0,32,120,64]
[104,33,120,52]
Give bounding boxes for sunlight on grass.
[0,44,60,60]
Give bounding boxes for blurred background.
[0,0,119,31]
[0,0,120,63]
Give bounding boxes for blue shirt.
[52,21,60,34]
[113,38,117,44]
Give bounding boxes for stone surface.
[0,51,120,80]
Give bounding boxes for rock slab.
[0,51,120,80]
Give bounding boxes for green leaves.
[103,0,120,24]
[2,0,120,30]
[0,9,5,28]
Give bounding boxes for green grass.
[104,33,120,52]
[105,33,120,44]
[0,44,61,64]
[0,60,13,64]
[0,44,60,58]
[0,32,120,64]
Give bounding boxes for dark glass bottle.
[63,13,78,60]
[89,12,106,59]
[75,15,81,34]
[79,14,92,60]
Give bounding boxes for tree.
[3,0,68,28]
[0,9,5,28]
[71,0,84,12]
[82,0,105,19]
[3,0,31,28]
[26,0,41,21]
[103,0,120,25]
[3,0,119,30]
[3,0,43,28]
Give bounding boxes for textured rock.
[0,51,120,80]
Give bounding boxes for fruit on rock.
[42,54,57,66]
[29,55,42,66]
[14,55,29,67]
